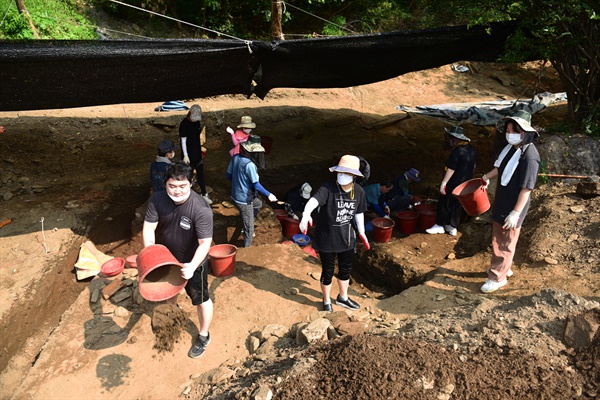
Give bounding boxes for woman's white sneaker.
[426,224,445,234]
[480,279,508,293]
[444,225,457,236]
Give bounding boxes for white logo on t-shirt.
[180,216,192,230]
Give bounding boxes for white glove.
[384,205,390,215]
[268,193,277,202]
[482,174,490,189]
[503,210,520,230]
[299,213,313,234]
[359,233,370,250]
[183,155,190,165]
[226,127,234,135]
[440,181,448,195]
[383,215,391,219]
[181,262,196,279]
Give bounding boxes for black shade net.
[0,22,516,111]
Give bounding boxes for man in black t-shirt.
[143,161,214,358]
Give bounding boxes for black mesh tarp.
[0,22,516,111]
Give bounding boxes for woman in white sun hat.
[480,110,541,293]
[300,155,370,312]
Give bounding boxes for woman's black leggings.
[318,249,354,285]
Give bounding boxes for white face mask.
[506,133,523,145]
[166,179,192,204]
[243,128,252,134]
[337,173,354,186]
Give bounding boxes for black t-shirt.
[445,144,477,192]
[312,180,367,253]
[285,184,309,215]
[179,118,203,163]
[145,191,213,263]
[492,144,540,227]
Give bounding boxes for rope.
[0,0,12,27]
[40,217,49,253]
[281,1,357,34]
[107,0,248,43]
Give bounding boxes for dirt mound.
[199,290,598,399]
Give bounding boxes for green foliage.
[322,15,347,36]
[0,0,97,39]
[538,160,550,185]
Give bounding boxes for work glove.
[181,262,196,279]
[359,233,370,251]
[440,181,448,195]
[383,215,391,220]
[268,193,278,202]
[503,210,520,230]
[183,155,190,165]
[482,174,490,190]
[299,213,313,234]
[383,205,390,215]
[226,127,234,135]
[411,196,422,205]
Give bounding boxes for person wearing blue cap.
[150,139,178,192]
[384,167,422,213]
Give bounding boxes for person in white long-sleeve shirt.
[300,155,371,312]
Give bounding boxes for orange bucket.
[208,244,237,277]
[372,217,395,243]
[396,211,419,235]
[137,244,186,302]
[452,178,491,216]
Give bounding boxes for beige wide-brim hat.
[444,126,470,142]
[238,116,256,129]
[329,155,364,177]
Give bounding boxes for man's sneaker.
[486,268,514,278]
[322,303,333,312]
[335,295,360,310]
[202,194,213,205]
[480,279,508,293]
[426,224,445,234]
[444,225,457,236]
[188,333,211,359]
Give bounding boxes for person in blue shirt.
[363,182,393,217]
[226,135,278,247]
[149,139,177,192]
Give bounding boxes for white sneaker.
[426,224,445,234]
[486,268,514,278]
[444,225,457,236]
[480,278,508,293]
[202,194,213,205]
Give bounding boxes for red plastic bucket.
[260,135,274,154]
[274,209,288,223]
[372,217,395,243]
[414,203,436,213]
[137,244,186,302]
[396,211,419,235]
[452,178,491,216]
[282,217,301,239]
[208,244,237,277]
[418,210,437,231]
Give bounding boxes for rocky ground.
[0,61,599,400]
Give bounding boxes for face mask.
[337,173,354,185]
[243,128,252,134]
[506,133,522,145]
[167,190,191,204]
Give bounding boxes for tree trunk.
[15,0,40,38]
[271,0,284,41]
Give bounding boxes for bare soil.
[0,61,598,400]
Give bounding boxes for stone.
[255,336,278,355]
[337,321,369,336]
[101,279,124,300]
[114,306,129,318]
[246,335,260,354]
[252,385,273,400]
[544,257,559,265]
[197,367,235,384]
[325,311,352,329]
[563,308,600,349]
[258,324,288,340]
[90,288,101,303]
[296,318,330,345]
